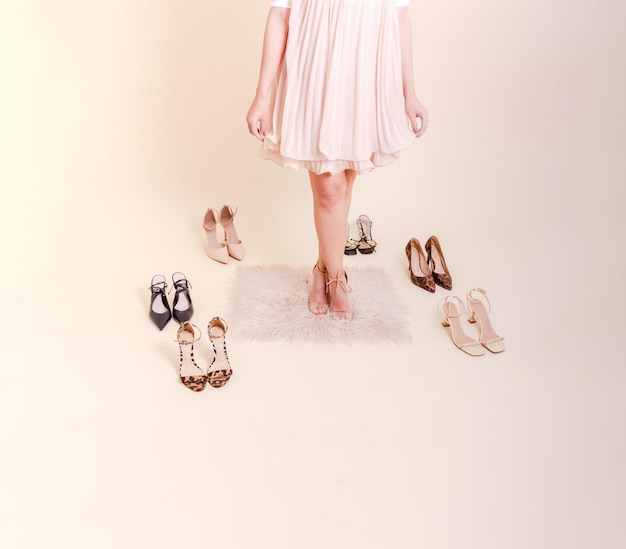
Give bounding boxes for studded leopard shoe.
[207,317,232,388]
[405,238,436,293]
[176,322,207,392]
[425,235,452,291]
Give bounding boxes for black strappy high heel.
[171,272,194,324]
[149,274,172,330]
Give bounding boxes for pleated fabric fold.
[260,0,415,175]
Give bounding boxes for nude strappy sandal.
[440,296,485,356]
[326,269,353,322]
[309,262,330,315]
[466,288,505,353]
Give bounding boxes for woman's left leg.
[309,169,357,320]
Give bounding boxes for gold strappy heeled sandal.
[176,322,207,392]
[326,269,353,322]
[207,317,232,388]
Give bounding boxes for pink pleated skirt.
[260,0,416,175]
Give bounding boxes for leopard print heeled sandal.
[207,317,232,388]
[176,322,207,392]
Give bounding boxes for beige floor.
[1,1,625,548]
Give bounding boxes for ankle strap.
[150,282,167,293]
[208,316,228,337]
[169,279,192,294]
[467,287,491,312]
[176,323,201,344]
[314,262,328,276]
[326,270,351,294]
[220,205,238,225]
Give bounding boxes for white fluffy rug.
[228,265,410,344]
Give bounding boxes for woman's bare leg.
[309,170,355,320]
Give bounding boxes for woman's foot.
[327,270,353,322]
[308,263,330,315]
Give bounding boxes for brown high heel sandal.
[309,262,330,315]
[326,269,353,322]
[425,235,452,290]
[176,322,207,392]
[405,238,435,293]
[207,317,232,388]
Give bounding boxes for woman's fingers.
[246,100,268,141]
[415,112,428,137]
[246,114,265,141]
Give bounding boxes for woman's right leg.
[309,170,353,320]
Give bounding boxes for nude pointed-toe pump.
[219,205,244,261]
[202,208,229,264]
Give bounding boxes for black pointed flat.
[171,272,194,324]
[149,274,172,330]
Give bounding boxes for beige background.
[1,1,625,548]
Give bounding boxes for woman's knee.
[311,174,346,210]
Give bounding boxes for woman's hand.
[246,95,268,142]
[405,94,428,137]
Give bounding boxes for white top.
[271,0,409,7]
